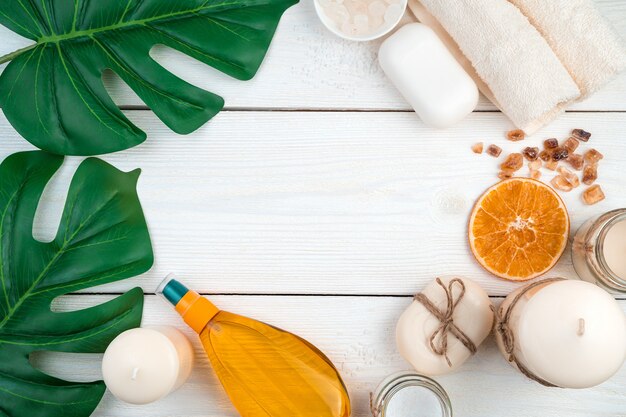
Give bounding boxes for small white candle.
[495,279,626,388]
[602,219,626,279]
[396,277,494,376]
[385,386,443,416]
[102,326,194,404]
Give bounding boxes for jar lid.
[370,372,452,417]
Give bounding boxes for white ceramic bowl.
[314,0,408,42]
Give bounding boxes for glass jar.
[370,372,452,417]
[572,208,626,293]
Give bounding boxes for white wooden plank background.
[0,0,625,416]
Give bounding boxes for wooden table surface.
[1,1,625,416]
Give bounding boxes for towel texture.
[409,0,580,133]
[509,0,626,98]
[408,0,626,133]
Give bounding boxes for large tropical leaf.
[0,0,298,156]
[0,151,153,417]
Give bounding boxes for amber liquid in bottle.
[158,276,351,417]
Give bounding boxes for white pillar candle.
[102,326,194,404]
[495,279,626,388]
[396,277,494,376]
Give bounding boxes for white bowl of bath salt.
[314,0,408,42]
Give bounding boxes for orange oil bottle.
[157,275,351,417]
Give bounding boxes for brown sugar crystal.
[584,149,603,164]
[558,166,580,188]
[566,154,584,171]
[572,129,592,142]
[472,142,484,154]
[539,150,551,162]
[582,164,598,185]
[500,153,523,172]
[544,138,559,149]
[529,170,541,180]
[545,159,559,171]
[563,137,580,153]
[582,185,605,205]
[486,144,502,157]
[498,170,514,180]
[528,160,542,171]
[522,147,539,161]
[551,175,574,192]
[507,129,526,141]
[551,147,569,161]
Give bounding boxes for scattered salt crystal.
[384,3,403,23]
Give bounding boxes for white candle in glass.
[396,277,494,376]
[102,326,194,404]
[495,279,626,388]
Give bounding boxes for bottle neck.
[175,290,220,334]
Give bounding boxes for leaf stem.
[0,44,37,65]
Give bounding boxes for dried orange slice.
[468,178,569,281]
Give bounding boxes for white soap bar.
[379,23,479,128]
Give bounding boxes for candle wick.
[131,367,140,381]
[577,318,585,337]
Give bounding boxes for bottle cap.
[156,274,219,334]
[157,274,188,306]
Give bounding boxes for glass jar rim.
[370,371,453,417]
[596,210,626,290]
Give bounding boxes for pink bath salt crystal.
[368,0,387,16]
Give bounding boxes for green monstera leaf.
[0,0,297,156]
[0,151,153,417]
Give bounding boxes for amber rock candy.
[544,138,559,149]
[539,150,551,162]
[551,175,574,192]
[566,154,584,171]
[584,148,603,164]
[498,171,514,180]
[557,166,580,188]
[507,129,525,142]
[572,129,591,142]
[583,185,605,205]
[530,170,542,180]
[551,147,569,161]
[522,147,539,161]
[545,159,559,171]
[487,144,502,157]
[501,153,523,171]
[528,160,542,171]
[582,164,598,185]
[563,137,580,153]
[471,142,484,154]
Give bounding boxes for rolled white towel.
[508,0,626,99]
[410,0,580,134]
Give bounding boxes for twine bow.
[414,277,477,367]
[492,277,565,388]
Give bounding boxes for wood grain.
[32,295,626,417]
[1,110,623,296]
[0,1,625,112]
